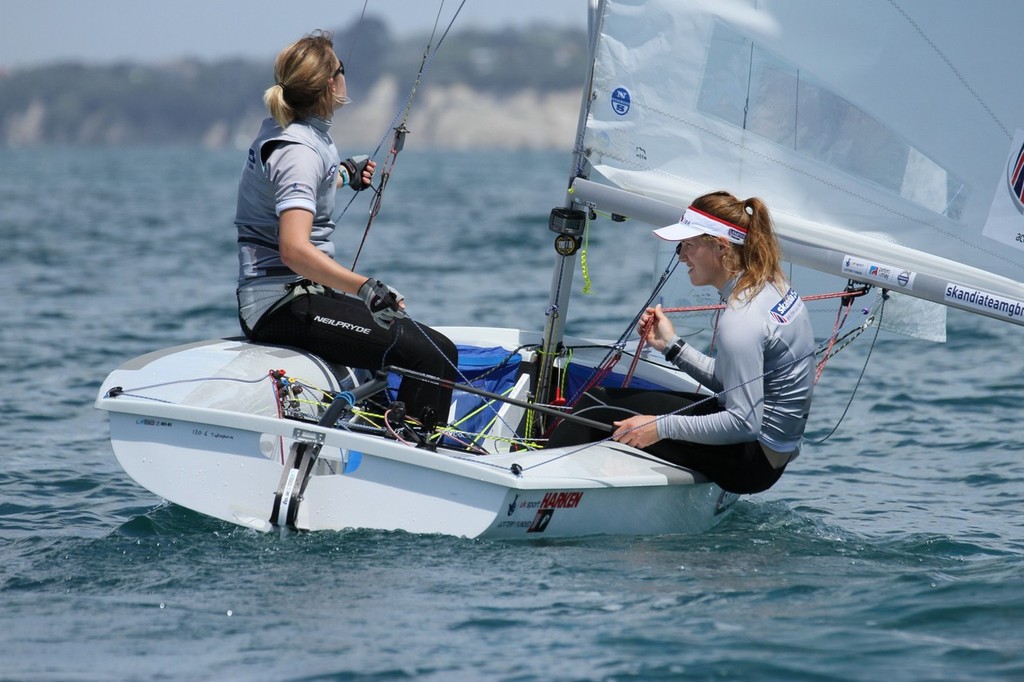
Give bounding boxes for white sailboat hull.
[97,330,738,539]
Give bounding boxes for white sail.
[569,0,1024,333]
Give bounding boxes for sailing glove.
[358,278,407,328]
[341,155,373,191]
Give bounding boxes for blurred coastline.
[0,22,585,151]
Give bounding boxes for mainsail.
[566,0,1024,341]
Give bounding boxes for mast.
[533,0,604,421]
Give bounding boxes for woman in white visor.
[551,191,815,494]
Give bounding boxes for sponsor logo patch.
[313,315,372,334]
[769,287,801,325]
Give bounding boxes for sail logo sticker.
[611,87,631,116]
[983,129,1024,250]
[842,255,916,289]
[1009,138,1024,214]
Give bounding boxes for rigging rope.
[804,291,888,445]
[344,0,468,270]
[559,253,683,412]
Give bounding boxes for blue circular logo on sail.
[611,87,631,116]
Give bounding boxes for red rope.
[620,287,870,387]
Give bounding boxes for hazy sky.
[1,0,588,69]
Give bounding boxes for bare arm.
[278,208,367,294]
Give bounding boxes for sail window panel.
[747,53,797,150]
[792,79,910,195]
[697,22,966,220]
[695,27,751,129]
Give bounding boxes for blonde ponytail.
[263,83,295,129]
[264,30,338,127]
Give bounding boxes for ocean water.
[2,147,1023,681]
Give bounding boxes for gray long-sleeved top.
[658,276,815,458]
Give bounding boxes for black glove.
[358,278,407,328]
[340,155,372,191]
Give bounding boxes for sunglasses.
[333,61,345,78]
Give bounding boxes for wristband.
[664,339,684,363]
